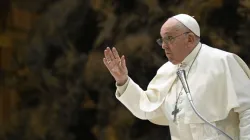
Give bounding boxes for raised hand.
[103,47,128,86]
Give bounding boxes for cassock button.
[179,99,183,104]
[180,63,187,68]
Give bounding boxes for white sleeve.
[115,77,130,97]
[234,82,250,139]
[227,54,250,139]
[115,77,164,120]
[238,109,250,139]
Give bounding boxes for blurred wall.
[0,0,250,140]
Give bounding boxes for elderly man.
[103,14,250,140]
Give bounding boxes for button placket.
[179,98,183,104]
[176,91,185,121]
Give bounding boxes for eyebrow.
[162,32,174,38]
[163,29,178,35]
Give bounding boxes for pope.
[103,14,250,140]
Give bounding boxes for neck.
[175,41,201,65]
[177,46,196,64]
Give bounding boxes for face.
[159,18,193,65]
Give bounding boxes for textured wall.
[0,0,250,140]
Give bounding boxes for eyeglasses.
[156,32,190,46]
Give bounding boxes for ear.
[187,33,195,47]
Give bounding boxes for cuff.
[115,77,130,96]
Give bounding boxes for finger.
[104,48,112,61]
[103,58,108,67]
[120,55,126,69]
[104,56,116,68]
[108,47,115,60]
[104,58,117,74]
[112,47,121,60]
[103,58,111,69]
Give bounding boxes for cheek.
[168,44,175,50]
[169,44,179,52]
[175,41,186,50]
[171,45,183,56]
[179,39,188,48]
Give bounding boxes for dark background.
[0,0,249,140]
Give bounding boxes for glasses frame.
[156,32,190,46]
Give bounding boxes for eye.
[167,36,174,40]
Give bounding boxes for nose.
[162,43,168,50]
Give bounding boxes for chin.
[171,61,179,65]
[168,58,179,65]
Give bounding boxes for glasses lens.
[156,39,162,46]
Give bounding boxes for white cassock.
[115,42,250,140]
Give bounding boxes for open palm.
[103,47,128,86]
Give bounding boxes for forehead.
[160,18,182,37]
